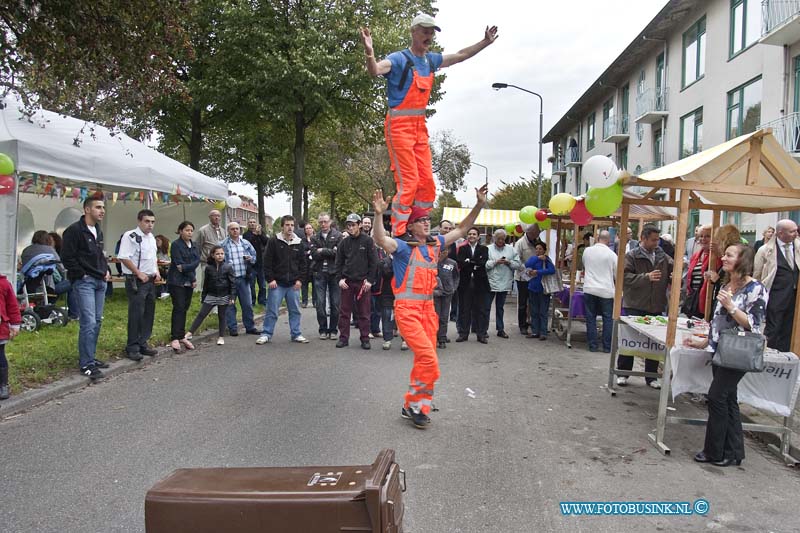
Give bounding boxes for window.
[637,70,646,96]
[560,175,567,194]
[730,0,761,57]
[602,99,614,139]
[575,169,582,194]
[587,113,596,150]
[683,17,706,87]
[688,209,700,238]
[621,85,630,133]
[722,211,742,226]
[653,129,663,168]
[727,76,762,139]
[680,108,703,158]
[619,144,628,170]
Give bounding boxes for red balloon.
[515,224,524,235]
[535,209,548,222]
[0,175,14,196]
[569,199,593,226]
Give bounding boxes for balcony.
[551,157,566,176]
[761,0,800,46]
[565,146,581,167]
[635,88,669,124]
[602,115,630,143]
[758,112,800,159]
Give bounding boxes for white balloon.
[226,195,243,209]
[583,155,619,189]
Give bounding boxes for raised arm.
[371,190,398,254]
[440,26,498,68]
[443,184,488,247]
[360,27,392,77]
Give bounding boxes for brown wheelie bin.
[145,449,405,532]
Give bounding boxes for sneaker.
[406,408,430,429]
[368,333,374,339]
[159,293,170,300]
[336,339,349,348]
[140,346,158,356]
[0,384,9,400]
[401,341,409,351]
[292,335,310,344]
[361,340,371,350]
[217,338,225,345]
[616,376,628,386]
[648,380,662,390]
[401,406,413,420]
[81,365,103,380]
[382,340,392,350]
[92,359,110,369]
[319,333,329,340]
[373,331,383,338]
[256,335,271,345]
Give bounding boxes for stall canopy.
[0,97,227,199]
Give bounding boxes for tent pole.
[608,202,630,395]
[552,217,562,336]
[792,278,800,355]
[566,224,580,349]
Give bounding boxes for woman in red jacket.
[0,273,22,400]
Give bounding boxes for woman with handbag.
[684,244,767,467]
[682,225,716,318]
[524,242,555,341]
[167,221,201,353]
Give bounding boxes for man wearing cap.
[371,184,488,429]
[360,15,498,240]
[334,214,378,350]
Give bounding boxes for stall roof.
[630,130,800,213]
[0,97,227,199]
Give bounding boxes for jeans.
[169,284,194,341]
[261,284,302,339]
[73,276,106,369]
[529,291,551,337]
[125,276,156,354]
[227,276,255,332]
[489,291,508,332]
[250,268,267,306]
[381,305,395,341]
[301,278,314,306]
[617,307,660,383]
[516,280,531,332]
[370,294,381,334]
[314,273,340,334]
[434,293,453,341]
[584,293,613,351]
[703,365,747,461]
[338,280,371,342]
[53,278,80,319]
[189,302,229,338]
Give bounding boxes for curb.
[0,311,270,419]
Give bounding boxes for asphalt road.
[1,303,799,532]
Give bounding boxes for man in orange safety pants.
[361,14,498,239]
[372,184,488,429]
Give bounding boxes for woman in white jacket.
[486,229,522,338]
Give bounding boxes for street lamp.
[492,82,544,207]
[471,161,488,187]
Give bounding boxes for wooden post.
[704,210,722,321]
[666,191,690,348]
[792,285,800,355]
[612,203,630,320]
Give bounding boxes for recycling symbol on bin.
[308,472,343,487]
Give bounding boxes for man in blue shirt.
[360,13,497,240]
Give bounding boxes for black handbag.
[681,288,701,318]
[712,327,766,373]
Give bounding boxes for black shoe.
[140,347,158,356]
[527,333,540,339]
[445,337,451,343]
[229,329,239,337]
[713,458,742,467]
[477,336,488,344]
[519,328,529,336]
[401,406,413,420]
[437,340,446,349]
[81,365,104,380]
[497,331,509,339]
[397,233,418,244]
[410,410,430,429]
[361,340,371,350]
[246,329,261,335]
[336,340,349,348]
[693,452,714,463]
[456,335,468,342]
[92,359,110,369]
[125,352,143,361]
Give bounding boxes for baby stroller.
[17,252,71,332]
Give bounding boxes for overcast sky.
[232,0,668,217]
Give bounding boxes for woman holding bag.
[684,244,767,467]
[682,225,716,318]
[167,221,200,353]
[524,242,555,341]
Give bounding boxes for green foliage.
[431,130,471,192]
[489,173,552,211]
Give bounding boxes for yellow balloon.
[213,200,227,210]
[549,193,576,216]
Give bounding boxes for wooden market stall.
[607,129,800,463]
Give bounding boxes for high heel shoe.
[170,340,183,353]
[180,337,195,351]
[693,452,715,463]
[712,458,742,467]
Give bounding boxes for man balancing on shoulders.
[371,184,488,429]
[360,14,497,241]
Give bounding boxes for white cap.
[411,13,441,32]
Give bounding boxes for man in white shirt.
[581,230,617,353]
[118,209,160,360]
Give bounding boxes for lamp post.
[471,161,488,187]
[491,82,544,207]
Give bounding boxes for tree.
[430,191,462,226]
[431,130,471,193]
[489,173,552,211]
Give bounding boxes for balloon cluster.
[548,155,623,226]
[0,153,16,196]
[213,194,244,210]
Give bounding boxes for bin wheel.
[21,310,41,332]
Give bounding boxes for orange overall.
[394,239,440,415]
[384,53,436,236]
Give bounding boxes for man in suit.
[455,227,490,343]
[754,219,799,352]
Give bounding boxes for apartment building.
[543,0,800,242]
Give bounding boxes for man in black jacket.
[256,215,309,345]
[61,196,111,380]
[455,227,490,343]
[335,214,378,350]
[243,218,268,306]
[310,212,344,339]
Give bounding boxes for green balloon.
[585,183,623,217]
[504,223,516,235]
[538,218,552,230]
[0,153,14,175]
[519,205,537,224]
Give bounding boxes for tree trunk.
[292,111,305,220]
[329,191,336,220]
[302,185,309,222]
[188,103,203,171]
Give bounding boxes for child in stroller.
[17,247,72,331]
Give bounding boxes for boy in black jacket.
[335,214,378,350]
